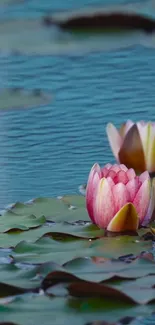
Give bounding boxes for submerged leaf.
[0,89,51,111]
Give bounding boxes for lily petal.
[106,123,122,160]
[114,170,128,184]
[147,126,155,173]
[126,178,140,201]
[142,177,155,225]
[126,168,136,180]
[107,203,139,232]
[139,171,150,182]
[137,123,155,173]
[119,164,128,171]
[118,124,146,173]
[86,163,101,223]
[112,183,129,214]
[119,120,134,137]
[94,178,115,228]
[133,179,151,224]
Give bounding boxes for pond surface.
[0,0,155,211]
[0,1,155,324]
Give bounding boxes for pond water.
[0,0,155,211]
[0,1,155,324]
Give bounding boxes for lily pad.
[0,89,51,110]
[0,227,53,248]
[0,295,154,325]
[45,12,155,34]
[63,256,155,282]
[9,196,89,223]
[0,211,45,232]
[89,236,152,259]
[41,256,155,291]
[12,237,94,265]
[0,262,62,292]
[12,235,151,265]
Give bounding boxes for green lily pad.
[89,236,152,259]
[0,211,45,233]
[41,256,155,291]
[12,237,93,265]
[0,262,62,293]
[0,295,154,325]
[64,256,155,282]
[0,223,104,248]
[8,196,89,223]
[61,195,85,208]
[12,235,151,266]
[0,227,53,248]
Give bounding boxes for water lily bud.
[106,121,155,174]
[86,163,154,232]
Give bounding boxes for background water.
[0,0,155,210]
[0,1,155,324]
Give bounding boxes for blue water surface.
[0,0,155,210]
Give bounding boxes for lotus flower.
[106,121,155,174]
[86,163,155,232]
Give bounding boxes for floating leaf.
[61,195,85,208]
[0,227,53,248]
[0,223,103,248]
[9,196,89,223]
[12,235,151,266]
[89,236,152,259]
[0,211,45,232]
[0,294,154,325]
[45,12,155,34]
[0,262,63,294]
[12,237,93,265]
[41,255,155,291]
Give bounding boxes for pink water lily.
[86,163,155,232]
[106,120,155,174]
